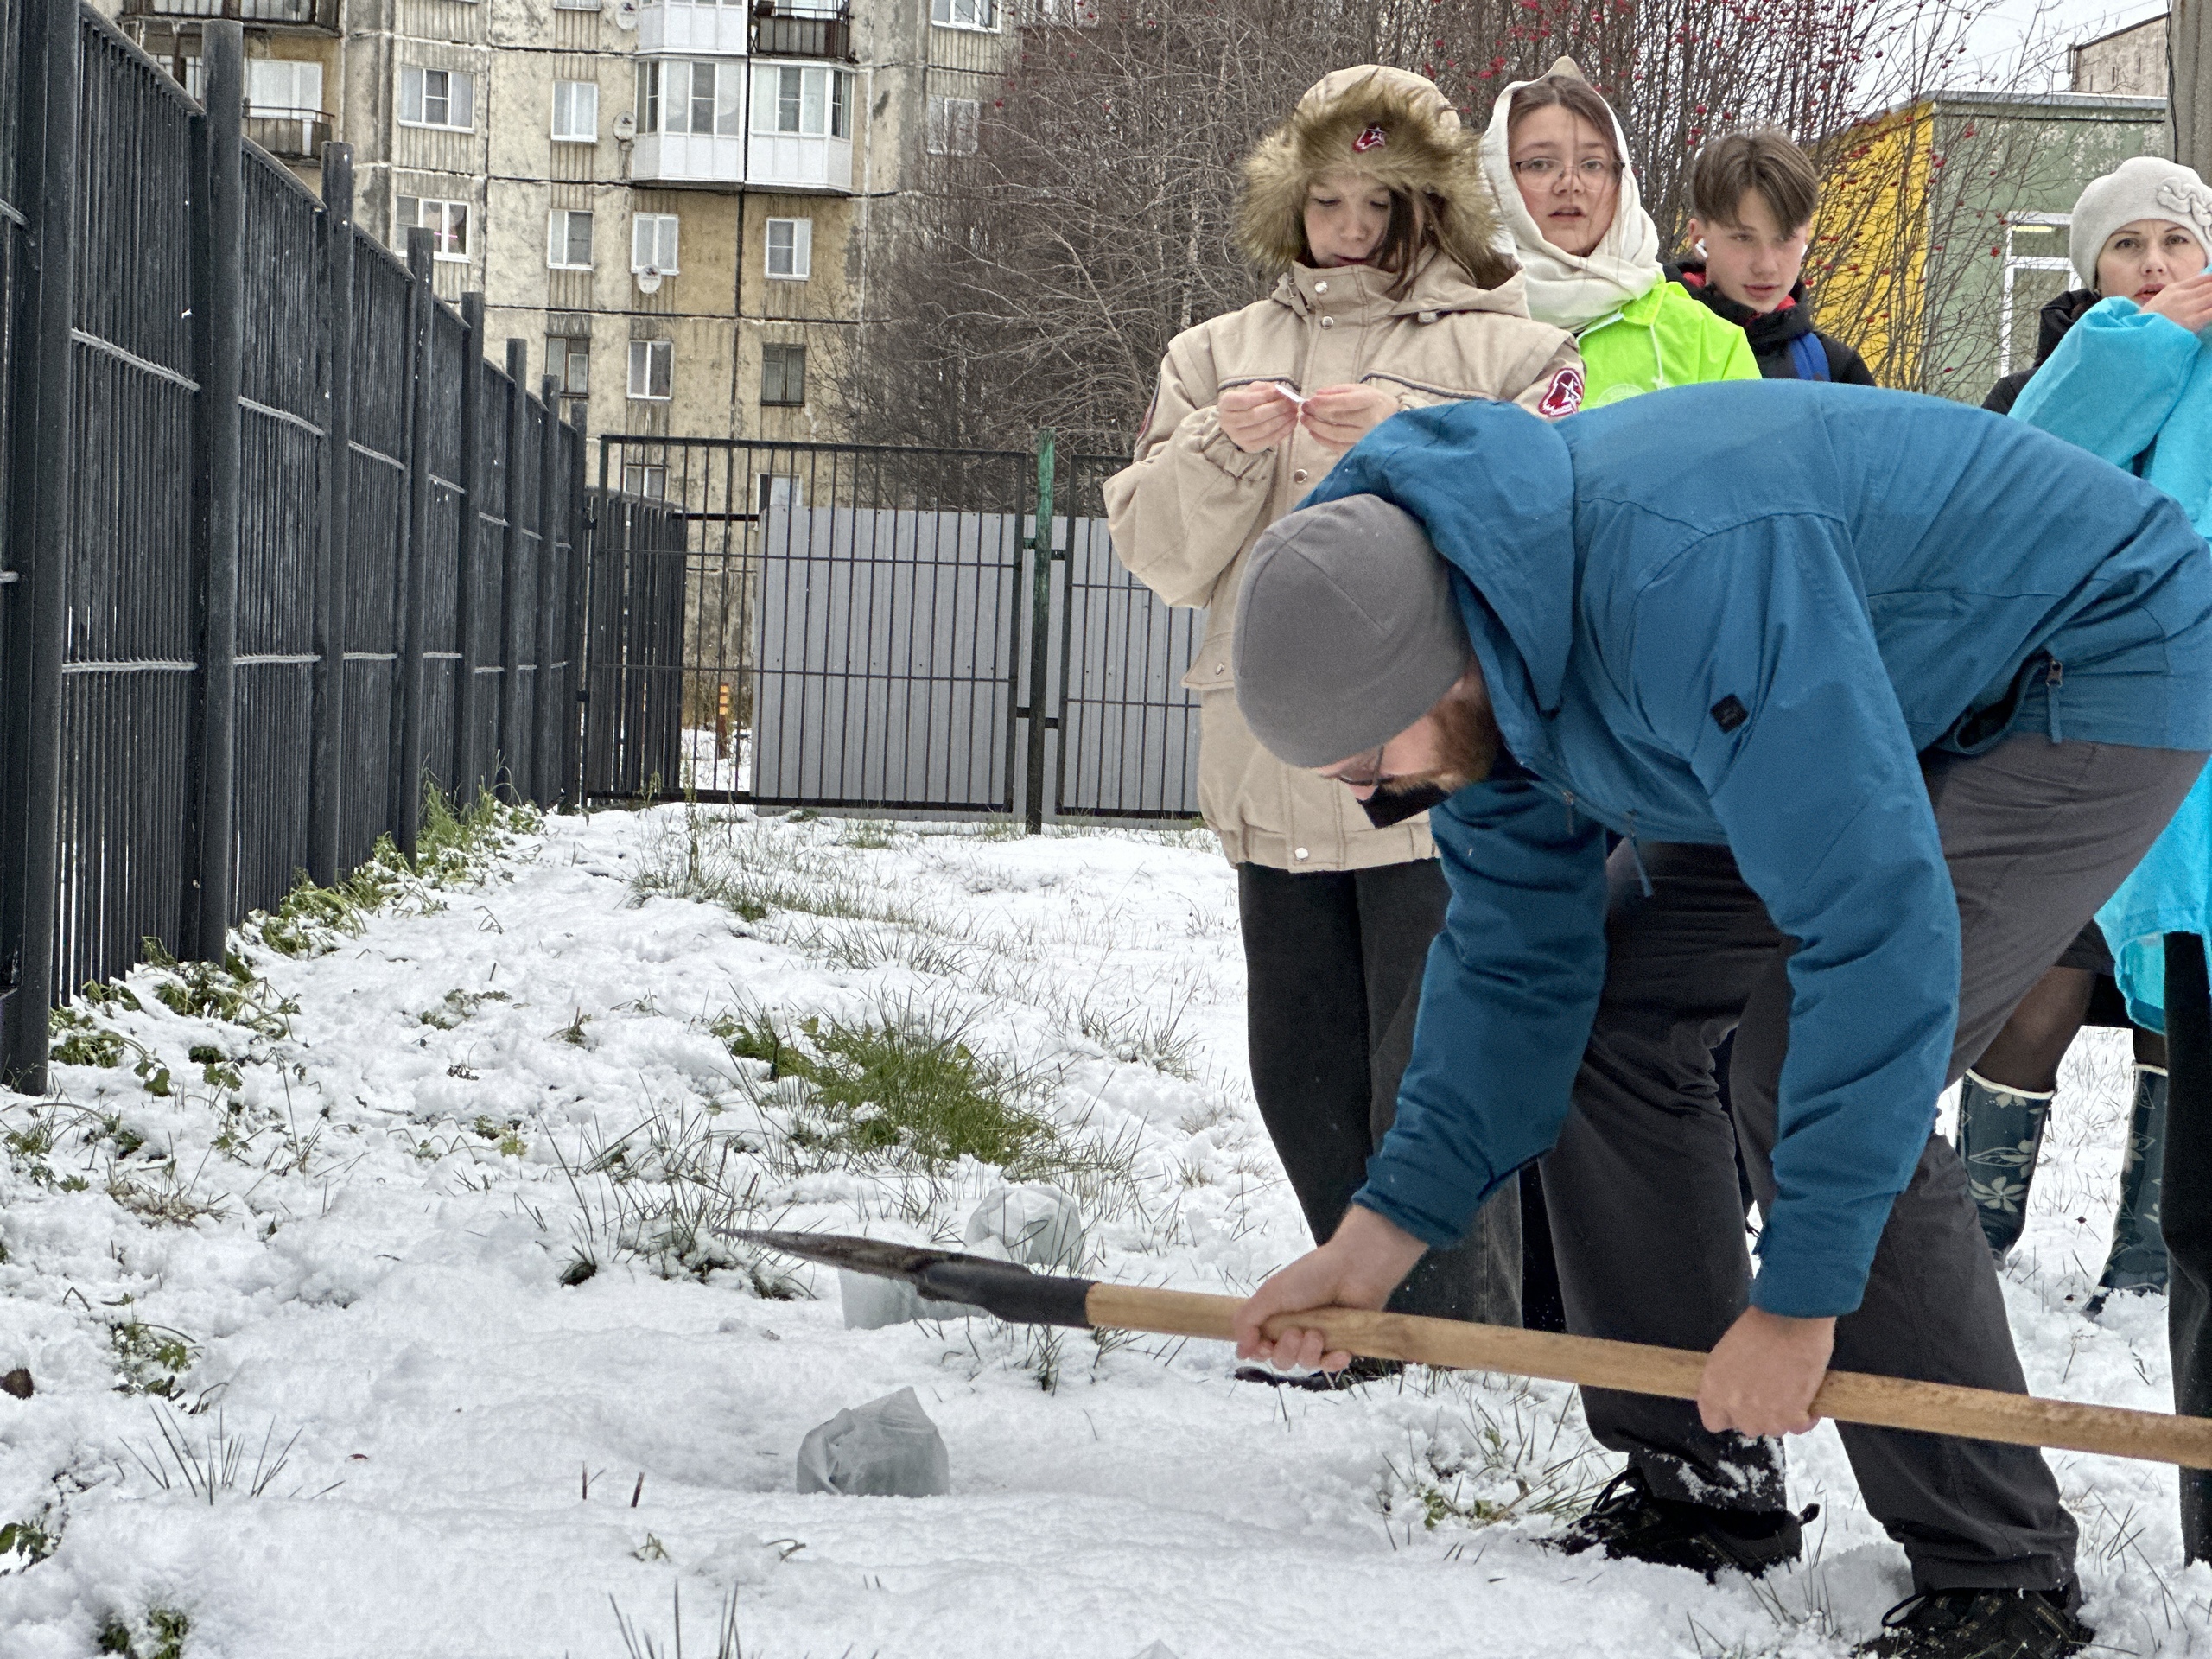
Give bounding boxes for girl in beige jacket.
[1103,66,1580,1337]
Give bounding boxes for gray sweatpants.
[1546,736,2207,1593]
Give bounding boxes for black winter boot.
[1956,1071,2054,1257]
[1548,1465,1811,1580]
[2091,1063,2170,1310]
[1855,1585,2090,1657]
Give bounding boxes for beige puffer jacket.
[1103,258,1579,870]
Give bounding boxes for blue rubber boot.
[2092,1065,2169,1310]
[1956,1069,2053,1259]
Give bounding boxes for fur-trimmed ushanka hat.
[1236,66,1515,289]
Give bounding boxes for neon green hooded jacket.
[1575,281,1759,406]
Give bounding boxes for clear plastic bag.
[794,1386,951,1497]
[965,1183,1086,1269]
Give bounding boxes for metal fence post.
[532,375,561,805]
[308,142,354,888]
[188,21,245,962]
[1022,429,1057,833]
[562,404,590,807]
[0,0,82,1090]
[454,290,487,805]
[496,339,527,803]
[394,227,435,861]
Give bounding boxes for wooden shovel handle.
[1084,1283,2212,1470]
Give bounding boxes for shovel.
[729,1227,2212,1470]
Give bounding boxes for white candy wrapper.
[795,1386,951,1498]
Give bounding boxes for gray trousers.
[1547,736,2206,1592]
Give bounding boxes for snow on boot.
[1855,1586,2090,1657]
[1955,1070,2054,1258]
[2092,1065,2169,1308]
[1547,1465,1811,1580]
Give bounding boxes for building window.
[550,337,591,420]
[765,217,812,280]
[398,67,474,131]
[632,213,680,274]
[548,209,594,270]
[623,463,667,499]
[554,0,601,11]
[628,340,673,401]
[397,195,472,261]
[552,79,600,143]
[760,342,805,407]
[636,60,741,137]
[931,0,997,28]
[751,64,850,139]
[246,59,323,117]
[925,96,980,156]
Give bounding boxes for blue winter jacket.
[1306,382,2212,1319]
[2012,298,2212,1031]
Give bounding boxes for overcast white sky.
[1954,0,2170,87]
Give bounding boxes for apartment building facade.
[100,0,1016,454]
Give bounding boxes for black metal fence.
[0,1,590,1091]
[587,435,1203,830]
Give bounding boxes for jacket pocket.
[1181,632,1236,692]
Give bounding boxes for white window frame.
[1999,212,2074,378]
[636,60,741,137]
[628,340,674,402]
[632,213,680,275]
[751,64,850,138]
[548,208,594,270]
[931,0,998,29]
[399,66,474,132]
[925,94,980,156]
[764,217,812,281]
[551,79,600,143]
[397,195,473,262]
[246,59,323,118]
[760,341,806,407]
[550,338,591,399]
[622,462,667,499]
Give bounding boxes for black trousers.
[1238,860,1521,1325]
[2164,931,2212,1560]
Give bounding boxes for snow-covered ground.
[0,804,2204,1658]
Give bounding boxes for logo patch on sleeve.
[1536,365,1584,418]
[1710,694,1748,734]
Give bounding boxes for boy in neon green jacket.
[1476,60,1757,404]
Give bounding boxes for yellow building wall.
[1809,102,1934,389]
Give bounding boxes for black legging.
[2164,931,2212,1560]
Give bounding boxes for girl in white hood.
[1479,60,1758,404]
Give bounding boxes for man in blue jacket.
[1225,383,2212,1659]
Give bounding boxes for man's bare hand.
[2141,271,2212,334]
[1216,383,1301,454]
[1232,1205,1428,1375]
[1697,1306,1835,1439]
[1300,384,1401,455]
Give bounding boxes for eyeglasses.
[1510,156,1623,183]
[1319,745,1389,789]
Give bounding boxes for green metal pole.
[1023,429,1057,834]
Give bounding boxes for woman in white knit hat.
[1961,151,2212,1561]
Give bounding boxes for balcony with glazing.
[635,0,752,59]
[119,0,340,32]
[751,0,852,61]
[746,59,855,192]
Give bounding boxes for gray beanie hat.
[2071,156,2212,289]
[1232,493,1472,769]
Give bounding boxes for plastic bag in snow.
[838,1269,986,1331]
[795,1386,950,1497]
[965,1183,1085,1270]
